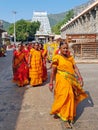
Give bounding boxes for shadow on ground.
[75,91,94,122]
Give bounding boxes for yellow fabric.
[43,44,47,50]
[45,41,59,61]
[42,49,47,57]
[29,48,43,86]
[50,54,88,121]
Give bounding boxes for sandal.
[53,114,60,119]
[65,121,72,129]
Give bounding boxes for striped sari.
[29,48,43,86]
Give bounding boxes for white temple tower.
[32,11,51,34]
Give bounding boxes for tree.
[27,21,40,40]
[8,19,40,41]
[52,10,74,34]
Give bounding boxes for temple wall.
[60,2,98,60]
[61,5,98,38]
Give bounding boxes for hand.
[80,79,84,87]
[78,78,84,87]
[28,64,31,68]
[49,83,53,92]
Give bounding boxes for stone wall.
[61,3,98,39]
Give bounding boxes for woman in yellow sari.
[49,41,88,129]
[29,42,43,86]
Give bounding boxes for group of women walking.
[12,42,47,87]
[12,40,88,129]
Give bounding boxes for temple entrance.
[72,42,98,59]
[66,34,98,59]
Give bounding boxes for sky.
[0,0,89,23]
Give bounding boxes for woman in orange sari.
[39,43,47,82]
[28,42,43,86]
[12,43,29,87]
[49,41,88,129]
[22,43,29,80]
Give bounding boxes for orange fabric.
[55,49,60,55]
[12,50,29,87]
[22,49,29,78]
[50,54,88,121]
[29,49,43,86]
[41,49,47,81]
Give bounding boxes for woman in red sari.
[12,43,29,87]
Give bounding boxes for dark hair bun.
[59,41,67,47]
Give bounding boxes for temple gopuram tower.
[32,11,54,43]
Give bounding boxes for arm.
[73,64,84,87]
[49,66,57,92]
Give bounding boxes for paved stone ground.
[0,50,98,130]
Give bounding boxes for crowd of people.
[12,40,88,129]
[12,41,48,87]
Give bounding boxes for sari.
[41,49,47,81]
[50,54,88,121]
[22,48,29,78]
[22,48,29,64]
[12,50,29,87]
[29,48,43,86]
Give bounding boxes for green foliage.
[8,19,40,41]
[27,21,40,37]
[8,24,14,35]
[62,9,74,24]
[52,10,74,34]
[52,21,62,34]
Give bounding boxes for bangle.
[49,83,53,86]
[78,77,83,80]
